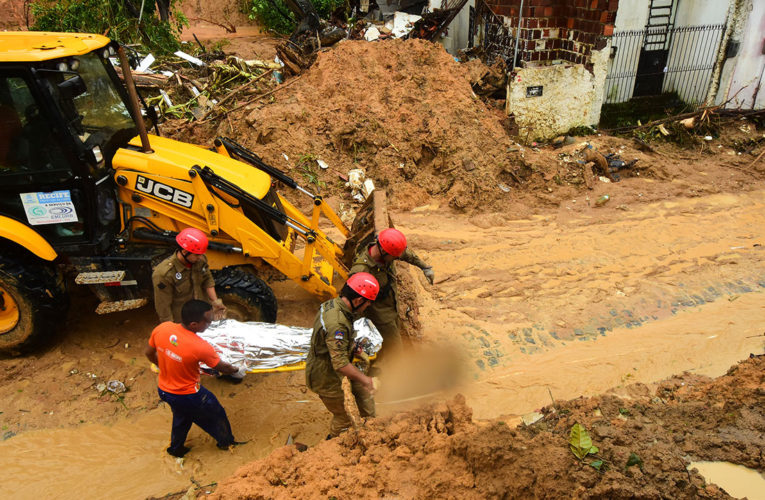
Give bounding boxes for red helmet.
[346,272,379,300]
[176,227,208,255]
[377,228,407,257]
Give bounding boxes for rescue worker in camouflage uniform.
[305,272,380,438]
[152,227,226,323]
[349,228,433,357]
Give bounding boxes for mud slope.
[211,357,764,499]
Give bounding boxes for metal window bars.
[604,24,725,107]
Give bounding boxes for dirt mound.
[233,39,516,211]
[209,356,764,499]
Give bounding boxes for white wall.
[716,0,765,109]
[605,0,650,103]
[673,0,730,26]
[507,44,611,140]
[614,0,649,30]
[661,0,730,103]
[429,0,475,56]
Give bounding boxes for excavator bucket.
[342,190,392,268]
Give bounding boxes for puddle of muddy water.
[688,461,765,500]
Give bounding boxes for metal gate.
[605,23,726,106]
[470,0,516,65]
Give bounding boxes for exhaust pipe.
[117,46,153,154]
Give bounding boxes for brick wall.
[484,0,618,71]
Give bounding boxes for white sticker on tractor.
[20,190,78,225]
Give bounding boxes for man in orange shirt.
[145,299,246,457]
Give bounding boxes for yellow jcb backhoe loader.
[0,32,384,354]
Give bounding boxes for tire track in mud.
[393,191,765,416]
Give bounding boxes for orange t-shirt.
[149,322,221,395]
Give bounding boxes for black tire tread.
[0,253,68,354]
[212,267,277,323]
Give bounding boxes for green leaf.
[569,423,595,460]
[590,459,604,471]
[626,452,644,471]
[589,445,599,454]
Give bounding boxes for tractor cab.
[0,33,148,255]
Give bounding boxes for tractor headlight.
[69,59,80,71]
[56,62,68,72]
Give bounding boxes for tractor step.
[95,298,148,315]
[75,271,126,285]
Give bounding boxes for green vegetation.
[599,93,689,130]
[247,0,345,34]
[30,0,187,55]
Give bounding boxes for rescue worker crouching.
[349,228,433,358]
[152,227,226,323]
[305,272,380,438]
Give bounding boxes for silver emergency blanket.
[198,317,383,371]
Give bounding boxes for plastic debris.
[595,194,610,207]
[362,178,375,198]
[106,380,127,394]
[364,26,380,42]
[522,412,544,425]
[159,89,173,107]
[347,168,367,202]
[391,12,422,38]
[136,54,155,73]
[317,159,329,170]
[174,50,205,67]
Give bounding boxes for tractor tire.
[213,267,277,323]
[0,254,68,355]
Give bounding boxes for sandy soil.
[212,357,764,499]
[1,9,765,500]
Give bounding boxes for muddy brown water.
[1,190,764,498]
[689,461,765,500]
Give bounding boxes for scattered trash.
[135,54,155,73]
[362,178,375,199]
[347,168,367,202]
[598,176,611,183]
[364,26,380,42]
[521,412,544,425]
[704,135,713,141]
[273,56,284,84]
[391,11,422,38]
[552,135,576,148]
[159,89,173,107]
[595,194,610,207]
[174,50,205,67]
[107,380,127,394]
[95,382,107,392]
[497,182,511,193]
[679,117,696,129]
[657,124,671,136]
[316,159,329,170]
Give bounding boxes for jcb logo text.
[135,176,194,208]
